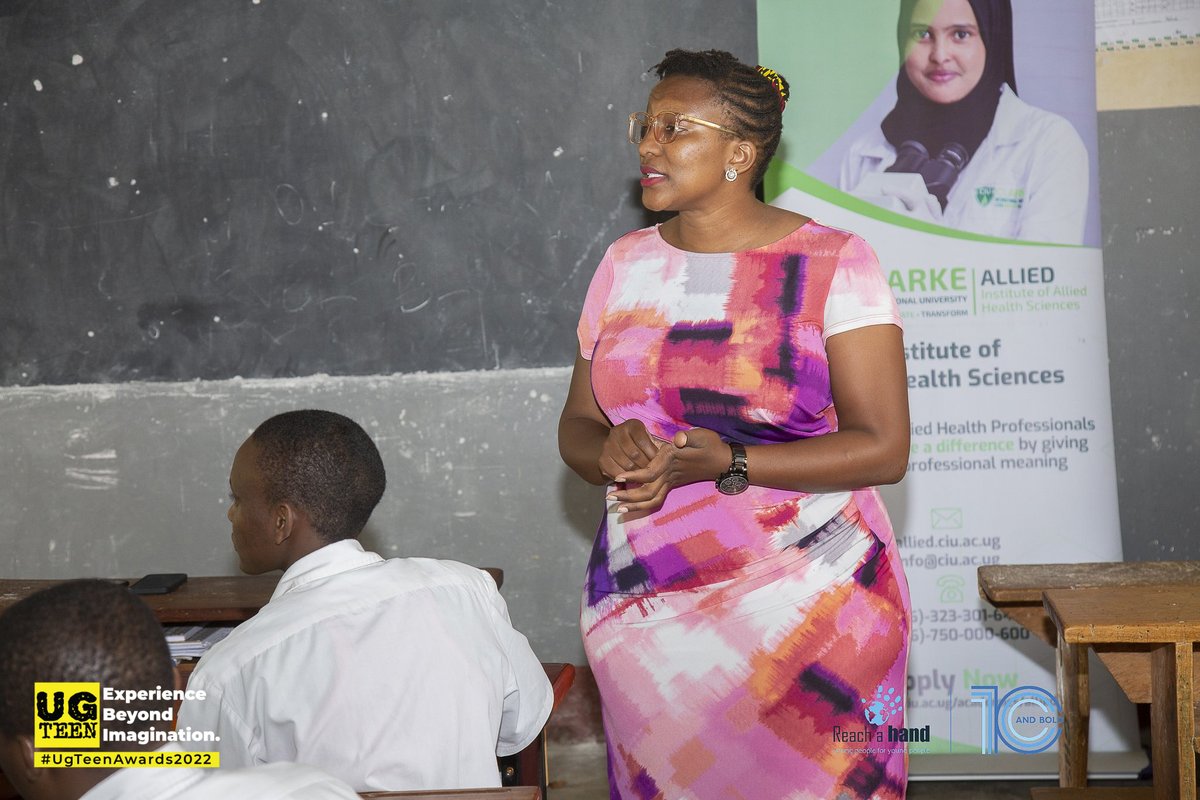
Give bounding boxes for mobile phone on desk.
[130,573,187,595]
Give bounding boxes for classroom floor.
[544,739,1155,800]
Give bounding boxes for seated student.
[177,410,553,792]
[0,580,358,800]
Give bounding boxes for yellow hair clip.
[756,66,789,110]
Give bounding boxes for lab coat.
[839,86,1089,245]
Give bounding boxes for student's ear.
[0,733,41,795]
[272,502,297,546]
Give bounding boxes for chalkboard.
[0,0,756,385]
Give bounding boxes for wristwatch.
[716,442,749,495]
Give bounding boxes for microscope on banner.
[849,140,969,224]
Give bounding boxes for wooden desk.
[978,562,1200,648]
[1044,586,1199,800]
[978,562,1200,798]
[978,562,1200,704]
[0,570,503,620]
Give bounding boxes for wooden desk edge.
[1043,586,1200,645]
[978,561,1200,605]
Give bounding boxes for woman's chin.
[640,190,671,213]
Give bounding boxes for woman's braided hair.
[652,49,790,186]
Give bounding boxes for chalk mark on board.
[274,184,304,225]
[51,206,167,231]
[563,196,626,286]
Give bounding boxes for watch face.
[718,474,749,495]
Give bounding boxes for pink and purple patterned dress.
[576,221,911,799]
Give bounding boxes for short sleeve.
[576,247,615,360]
[488,588,554,756]
[823,233,902,340]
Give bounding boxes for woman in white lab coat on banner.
[839,0,1088,245]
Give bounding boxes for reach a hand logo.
[970,684,1061,754]
[34,683,100,749]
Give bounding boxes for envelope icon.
[931,507,963,529]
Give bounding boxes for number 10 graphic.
[970,685,1062,754]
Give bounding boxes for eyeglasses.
[627,111,742,145]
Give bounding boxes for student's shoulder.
[392,557,501,592]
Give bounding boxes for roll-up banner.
[758,0,1139,773]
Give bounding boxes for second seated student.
[0,579,360,800]
[177,410,552,792]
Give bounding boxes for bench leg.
[1056,631,1090,788]
[1150,642,1195,800]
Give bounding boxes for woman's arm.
[607,324,910,511]
[745,323,910,491]
[557,351,660,486]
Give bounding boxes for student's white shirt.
[81,745,359,799]
[839,85,1090,245]
[176,540,553,792]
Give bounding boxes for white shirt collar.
[271,539,384,601]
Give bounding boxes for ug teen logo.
[34,682,100,748]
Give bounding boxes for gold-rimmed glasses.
[627,111,742,145]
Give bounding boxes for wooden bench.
[978,562,1200,799]
[1044,584,1199,800]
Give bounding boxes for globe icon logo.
[864,699,890,725]
[861,684,902,725]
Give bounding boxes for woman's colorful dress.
[576,221,912,799]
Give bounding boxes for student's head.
[635,48,789,202]
[0,580,176,800]
[227,410,386,574]
[898,0,1015,105]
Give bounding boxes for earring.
[724,167,738,182]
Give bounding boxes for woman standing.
[559,49,912,799]
[839,0,1089,245]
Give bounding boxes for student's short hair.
[250,410,386,543]
[0,580,174,737]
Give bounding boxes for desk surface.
[978,561,1200,605]
[0,569,504,623]
[0,576,279,622]
[1044,584,1200,645]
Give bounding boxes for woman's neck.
[662,197,807,254]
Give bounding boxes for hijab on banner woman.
[838,0,1089,245]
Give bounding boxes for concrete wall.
[0,369,601,663]
[1098,106,1200,560]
